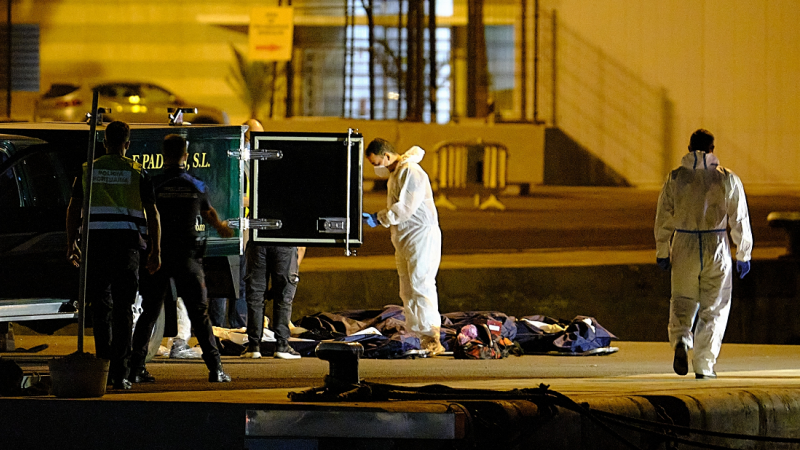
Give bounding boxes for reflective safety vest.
[82,154,147,234]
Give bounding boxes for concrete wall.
[295,259,800,345]
[258,118,545,187]
[550,0,800,189]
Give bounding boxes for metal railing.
[431,140,508,211]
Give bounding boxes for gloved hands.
[736,260,750,279]
[362,212,379,228]
[656,257,671,271]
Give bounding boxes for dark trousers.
[130,256,221,372]
[209,255,247,328]
[245,245,299,347]
[86,247,140,381]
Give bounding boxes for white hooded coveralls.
[377,146,442,336]
[655,151,753,375]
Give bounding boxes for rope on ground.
[288,381,796,449]
[589,410,736,450]
[290,382,643,449]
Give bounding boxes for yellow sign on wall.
[249,7,294,62]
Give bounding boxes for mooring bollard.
[315,341,364,386]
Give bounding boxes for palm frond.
[226,44,275,119]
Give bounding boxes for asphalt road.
[308,187,800,258]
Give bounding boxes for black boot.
[131,366,156,383]
[108,377,132,390]
[209,368,232,383]
[108,363,132,390]
[673,342,688,376]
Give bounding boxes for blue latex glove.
[736,260,750,279]
[362,212,379,228]
[656,257,670,271]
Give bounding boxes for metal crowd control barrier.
[431,140,508,211]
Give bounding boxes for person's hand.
[67,244,81,268]
[362,212,379,228]
[736,260,750,279]
[218,220,235,238]
[657,257,670,271]
[146,250,161,275]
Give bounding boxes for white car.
[34,81,229,124]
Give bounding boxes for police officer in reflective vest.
[129,134,234,383]
[67,121,162,390]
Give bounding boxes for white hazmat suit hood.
[655,150,753,376]
[376,146,442,342]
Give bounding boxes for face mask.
[373,165,390,178]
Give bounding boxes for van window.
[0,147,21,209]
[4,144,78,209]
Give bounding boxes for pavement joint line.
[300,246,787,271]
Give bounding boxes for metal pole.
[344,129,353,256]
[551,9,557,128]
[406,0,417,121]
[5,0,11,119]
[428,0,437,123]
[397,0,404,120]
[414,0,424,120]
[77,90,100,353]
[533,0,543,124]
[285,0,294,118]
[348,0,355,117]
[342,0,348,117]
[520,0,527,121]
[466,0,488,118]
[365,0,375,119]
[269,0,283,119]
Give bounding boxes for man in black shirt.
[129,134,234,383]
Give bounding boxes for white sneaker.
[241,347,262,359]
[275,346,301,360]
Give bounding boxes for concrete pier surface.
[3,187,800,448]
[3,338,800,449]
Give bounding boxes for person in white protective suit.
[654,129,753,379]
[363,138,445,355]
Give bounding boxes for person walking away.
[129,134,234,383]
[654,128,753,379]
[363,138,445,354]
[66,120,161,390]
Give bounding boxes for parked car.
[33,81,229,125]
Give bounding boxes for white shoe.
[402,349,431,359]
[241,348,262,359]
[275,345,301,360]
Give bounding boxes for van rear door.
[249,130,363,254]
